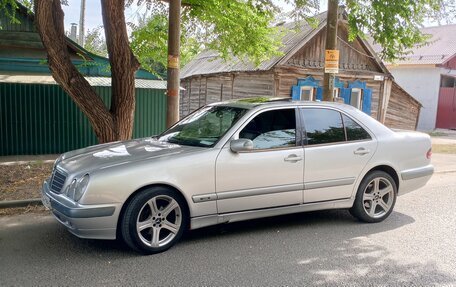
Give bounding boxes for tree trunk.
[101,0,140,140]
[34,0,139,143]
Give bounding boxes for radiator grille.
[50,168,67,194]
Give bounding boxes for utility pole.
[166,0,181,128]
[78,0,86,46]
[323,0,339,102]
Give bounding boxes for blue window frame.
[292,76,320,101]
[340,80,372,115]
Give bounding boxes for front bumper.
[41,180,121,240]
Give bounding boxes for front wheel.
[120,187,188,254]
[350,171,397,223]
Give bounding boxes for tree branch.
[34,0,116,142]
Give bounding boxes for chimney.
[70,23,78,42]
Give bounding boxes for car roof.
[208,97,394,138]
[210,97,358,112]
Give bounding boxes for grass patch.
[432,144,456,154]
[428,131,448,137]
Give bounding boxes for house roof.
[181,12,328,79]
[371,24,456,65]
[0,1,157,80]
[0,74,167,89]
[181,10,390,79]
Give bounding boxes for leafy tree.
[343,0,440,61]
[2,0,454,144]
[84,27,108,57]
[130,14,202,79]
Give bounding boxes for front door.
[300,108,377,203]
[215,108,304,213]
[436,87,456,129]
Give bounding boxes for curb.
[0,159,55,166]
[0,198,43,209]
[435,170,456,174]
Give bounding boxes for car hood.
[57,137,205,174]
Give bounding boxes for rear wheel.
[120,187,188,254]
[350,171,397,223]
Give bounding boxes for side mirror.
[230,138,254,153]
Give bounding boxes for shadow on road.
[1,209,454,285]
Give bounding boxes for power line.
[337,36,377,59]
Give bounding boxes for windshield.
[158,105,248,147]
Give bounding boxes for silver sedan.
[41,99,434,254]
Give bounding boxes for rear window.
[301,108,345,145]
[301,108,371,145]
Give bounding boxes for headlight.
[74,174,90,202]
[66,179,77,199]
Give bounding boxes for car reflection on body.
[41,98,434,254]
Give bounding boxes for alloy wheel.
[136,195,182,248]
[362,177,394,219]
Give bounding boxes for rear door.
[300,108,377,203]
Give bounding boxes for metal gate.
[0,83,167,155]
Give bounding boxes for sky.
[61,0,443,37]
[62,0,149,32]
[62,0,300,33]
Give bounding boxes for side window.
[239,109,296,150]
[301,108,345,145]
[342,115,371,141]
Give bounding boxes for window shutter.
[292,85,301,100]
[316,87,323,101]
[340,88,351,104]
[362,89,372,115]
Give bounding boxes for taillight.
[426,148,432,159]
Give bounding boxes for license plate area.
[41,189,51,209]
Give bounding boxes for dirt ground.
[0,162,52,216]
[0,162,52,201]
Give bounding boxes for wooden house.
[180,11,421,130]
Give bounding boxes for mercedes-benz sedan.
[41,98,433,254]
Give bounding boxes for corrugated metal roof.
[371,24,456,65]
[181,12,328,79]
[0,75,167,89]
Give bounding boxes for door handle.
[354,148,370,155]
[284,154,303,162]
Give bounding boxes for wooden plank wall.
[385,84,420,130]
[180,73,274,117]
[365,81,381,120]
[285,26,382,73]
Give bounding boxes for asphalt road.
[1,173,455,286]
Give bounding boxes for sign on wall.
[325,50,339,73]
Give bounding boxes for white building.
[374,24,456,131]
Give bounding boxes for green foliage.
[344,0,440,61]
[84,27,108,57]
[0,0,20,28]
[130,14,201,79]
[130,0,285,77]
[128,0,453,73]
[182,0,283,65]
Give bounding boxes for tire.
[120,187,189,254]
[350,171,397,223]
